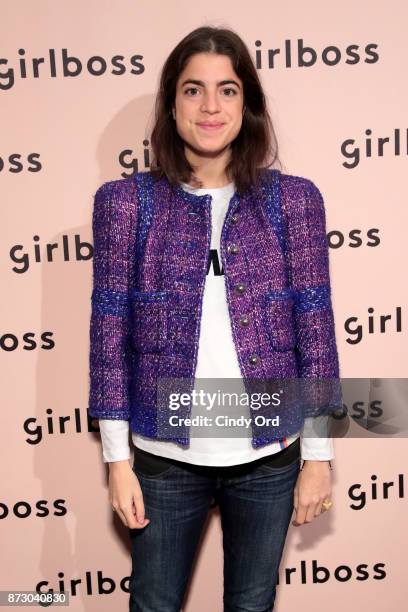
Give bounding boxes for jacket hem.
[88,407,130,420]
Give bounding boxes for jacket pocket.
[130,290,169,353]
[264,289,297,352]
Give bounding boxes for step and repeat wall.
[2,1,407,610]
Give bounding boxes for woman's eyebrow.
[181,79,241,89]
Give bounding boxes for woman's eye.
[184,87,238,97]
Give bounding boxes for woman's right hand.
[108,460,150,529]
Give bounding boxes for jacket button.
[248,354,259,365]
[239,315,250,326]
[234,282,246,294]
[227,243,239,254]
[231,214,239,224]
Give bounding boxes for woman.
[88,25,340,611]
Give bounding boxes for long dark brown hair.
[148,25,282,196]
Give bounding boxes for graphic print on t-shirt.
[207,248,223,276]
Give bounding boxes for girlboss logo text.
[0,48,145,91]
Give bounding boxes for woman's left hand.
[292,460,332,526]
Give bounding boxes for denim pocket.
[132,447,178,479]
[257,455,300,475]
[256,437,301,474]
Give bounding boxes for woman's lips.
[197,123,224,131]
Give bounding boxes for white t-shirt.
[98,181,334,466]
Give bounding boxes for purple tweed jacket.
[87,168,341,448]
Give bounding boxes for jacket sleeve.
[282,176,342,419]
[87,179,137,421]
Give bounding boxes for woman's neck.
[184,147,232,189]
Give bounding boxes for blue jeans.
[129,443,300,612]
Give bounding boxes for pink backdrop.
[2,1,407,610]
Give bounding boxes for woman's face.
[173,52,244,158]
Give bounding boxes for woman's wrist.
[108,459,132,470]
